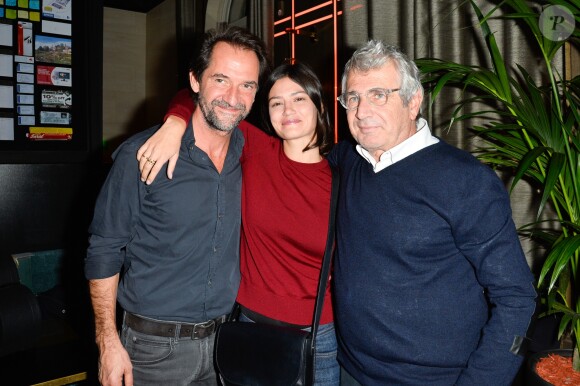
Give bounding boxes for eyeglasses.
[337,88,400,111]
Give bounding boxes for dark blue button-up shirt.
[85,119,244,323]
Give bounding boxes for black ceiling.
[103,0,167,13]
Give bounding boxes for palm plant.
[416,0,580,370]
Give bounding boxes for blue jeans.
[121,314,218,385]
[239,313,340,385]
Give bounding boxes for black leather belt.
[125,312,226,340]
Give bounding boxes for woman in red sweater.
[139,62,338,385]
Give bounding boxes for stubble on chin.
[199,97,247,133]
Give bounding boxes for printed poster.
[41,89,71,109]
[36,65,71,87]
[42,0,71,21]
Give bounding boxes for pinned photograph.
[35,35,71,65]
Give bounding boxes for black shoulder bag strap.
[309,166,339,351]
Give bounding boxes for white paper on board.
[0,117,15,141]
[0,85,14,108]
[0,54,13,77]
[0,24,13,46]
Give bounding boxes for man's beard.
[198,96,248,133]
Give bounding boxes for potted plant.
[416,0,580,382]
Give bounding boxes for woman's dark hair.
[260,62,333,156]
[189,26,270,99]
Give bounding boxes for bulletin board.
[0,0,98,162]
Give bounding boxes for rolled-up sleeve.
[85,141,142,280]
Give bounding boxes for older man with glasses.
[329,40,536,386]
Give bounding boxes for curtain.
[249,0,274,60]
[175,0,207,87]
[342,0,564,269]
[176,0,274,83]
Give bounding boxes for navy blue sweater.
[328,140,536,385]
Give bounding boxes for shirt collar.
[356,118,439,173]
[184,118,245,160]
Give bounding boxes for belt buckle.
[192,319,215,339]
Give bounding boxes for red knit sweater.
[166,90,334,325]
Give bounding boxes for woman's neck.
[282,140,323,163]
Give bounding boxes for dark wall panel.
[0,163,102,255]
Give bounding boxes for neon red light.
[274,11,343,37]
[274,0,342,141]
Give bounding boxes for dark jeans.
[121,314,218,386]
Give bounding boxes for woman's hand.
[137,115,187,184]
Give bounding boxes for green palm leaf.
[539,235,580,291]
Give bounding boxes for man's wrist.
[95,325,120,348]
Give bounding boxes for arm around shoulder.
[137,88,193,183]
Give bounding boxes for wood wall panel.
[102,1,178,159]
[102,7,146,157]
[145,0,179,128]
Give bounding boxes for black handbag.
[214,167,339,386]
